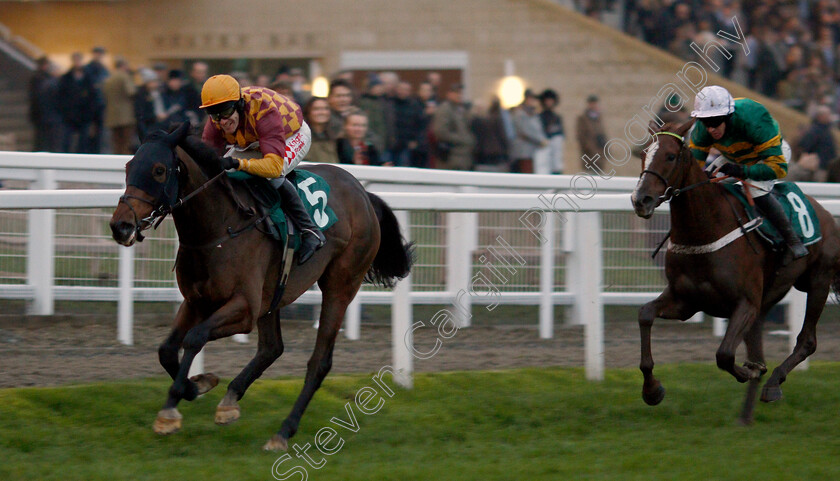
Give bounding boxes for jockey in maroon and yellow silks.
[202,86,307,178]
[199,74,323,265]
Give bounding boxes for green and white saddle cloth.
[722,182,821,248]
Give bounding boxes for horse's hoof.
[737,415,754,426]
[643,385,666,406]
[761,384,783,403]
[263,434,289,452]
[215,404,241,425]
[743,361,767,379]
[190,373,220,395]
[153,408,182,435]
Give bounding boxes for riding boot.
[276,178,326,265]
[754,194,808,264]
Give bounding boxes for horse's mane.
[178,134,225,176]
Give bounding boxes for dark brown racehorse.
[631,120,840,423]
[109,123,413,450]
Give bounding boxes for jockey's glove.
[718,162,745,178]
[220,156,240,171]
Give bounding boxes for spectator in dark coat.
[576,94,609,174]
[84,46,109,153]
[58,52,97,153]
[161,69,199,127]
[28,56,53,151]
[37,63,64,153]
[134,68,165,142]
[337,109,385,166]
[356,75,392,156]
[413,81,437,168]
[471,98,510,172]
[389,81,424,167]
[539,89,565,174]
[431,83,475,170]
[798,105,838,181]
[326,78,356,139]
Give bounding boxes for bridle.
[640,130,713,203]
[118,155,227,242]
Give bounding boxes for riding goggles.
[209,104,237,122]
[699,115,728,128]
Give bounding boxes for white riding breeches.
[705,140,790,199]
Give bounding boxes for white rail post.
[392,210,413,388]
[786,290,808,371]
[446,211,473,327]
[713,317,727,337]
[117,246,134,345]
[574,212,604,381]
[345,295,362,340]
[563,215,580,325]
[26,169,56,315]
[539,212,556,339]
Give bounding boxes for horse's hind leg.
[762,283,829,403]
[215,311,284,425]
[716,299,760,382]
[264,276,362,451]
[739,317,768,425]
[639,288,695,406]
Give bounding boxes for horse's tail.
[365,192,415,288]
[832,257,840,304]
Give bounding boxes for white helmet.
[691,85,734,118]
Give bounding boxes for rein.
[640,131,718,203]
[645,130,757,257]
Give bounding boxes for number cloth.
[203,86,307,178]
[227,169,338,235]
[690,98,787,181]
[721,182,822,247]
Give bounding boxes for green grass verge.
[2,364,840,481]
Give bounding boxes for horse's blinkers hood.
[126,122,190,209]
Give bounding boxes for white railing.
[0,151,835,385]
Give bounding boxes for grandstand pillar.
[117,246,134,345]
[539,212,556,339]
[574,212,604,381]
[26,169,55,315]
[392,210,413,388]
[786,290,808,371]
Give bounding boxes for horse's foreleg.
[265,289,354,451]
[739,317,767,425]
[153,294,252,435]
[639,289,694,406]
[216,311,284,426]
[158,301,205,382]
[717,299,759,382]
[762,283,829,403]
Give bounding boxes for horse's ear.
[676,118,696,136]
[166,121,191,148]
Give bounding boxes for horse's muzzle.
[632,193,657,219]
[110,220,138,246]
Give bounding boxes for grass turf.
[1,364,839,480]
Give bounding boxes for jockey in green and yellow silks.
[689,85,808,262]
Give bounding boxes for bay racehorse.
[109,123,413,449]
[631,119,840,423]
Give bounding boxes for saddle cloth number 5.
[297,177,329,229]
[786,192,815,239]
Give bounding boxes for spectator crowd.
[27,47,602,174]
[581,0,840,180]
